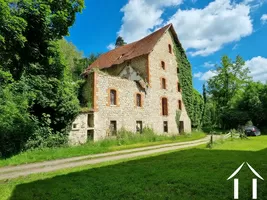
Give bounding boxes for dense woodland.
[1,0,266,158]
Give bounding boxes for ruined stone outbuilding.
[69,24,192,145]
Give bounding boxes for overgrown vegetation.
[0,0,86,158]
[173,40,193,121]
[0,129,205,167]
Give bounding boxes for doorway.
[179,121,184,134]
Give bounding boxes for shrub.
[0,84,35,158]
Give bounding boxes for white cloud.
[260,14,267,24]
[118,0,183,43]
[107,43,115,50]
[193,72,203,78]
[168,0,253,56]
[245,56,267,82]
[203,61,214,68]
[199,70,217,81]
[232,44,239,50]
[194,70,217,81]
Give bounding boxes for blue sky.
[66,0,267,92]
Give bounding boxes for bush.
[0,84,35,158]
[25,114,67,150]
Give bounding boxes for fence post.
[210,133,213,146]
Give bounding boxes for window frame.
[107,88,119,107]
[109,121,117,136]
[178,100,182,110]
[135,93,143,107]
[161,61,166,70]
[177,82,181,92]
[161,77,167,89]
[168,44,172,54]
[136,121,143,133]
[161,97,168,116]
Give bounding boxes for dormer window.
[161,61,165,70]
[168,44,172,54]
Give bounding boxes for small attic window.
[168,44,172,54]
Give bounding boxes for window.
[178,100,182,110]
[110,121,117,136]
[163,121,168,133]
[136,93,142,107]
[177,68,180,74]
[161,78,167,89]
[178,82,181,92]
[110,89,117,105]
[168,44,172,54]
[72,123,78,129]
[136,121,143,133]
[162,97,168,116]
[161,61,165,70]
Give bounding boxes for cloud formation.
[118,0,253,56]
[168,0,253,56]
[245,56,267,82]
[118,0,182,43]
[261,14,267,24]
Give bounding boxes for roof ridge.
[85,23,173,73]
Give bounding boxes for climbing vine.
[173,39,194,121]
[191,89,204,128]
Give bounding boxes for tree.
[0,0,84,157]
[115,36,126,48]
[208,55,250,108]
[73,53,100,80]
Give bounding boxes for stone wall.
[148,29,191,133]
[68,113,88,145]
[69,29,191,143]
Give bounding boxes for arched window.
[161,78,167,89]
[110,89,117,105]
[178,100,182,110]
[168,44,172,54]
[136,93,142,107]
[162,97,168,116]
[161,61,165,70]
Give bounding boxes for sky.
[66,0,267,92]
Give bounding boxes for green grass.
[0,131,205,167]
[1,135,267,200]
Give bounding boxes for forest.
[1,0,266,158]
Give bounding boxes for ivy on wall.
[191,89,204,128]
[79,72,93,108]
[173,40,194,122]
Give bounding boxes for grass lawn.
[1,135,267,200]
[0,132,205,167]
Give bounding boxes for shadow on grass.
[9,148,267,200]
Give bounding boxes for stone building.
[69,24,191,145]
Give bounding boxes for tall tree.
[115,36,126,48]
[207,55,250,108]
[0,0,84,157]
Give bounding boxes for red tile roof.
[84,24,174,74]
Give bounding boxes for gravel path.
[0,136,217,180]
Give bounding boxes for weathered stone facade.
[69,28,191,144]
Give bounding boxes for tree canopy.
[115,36,127,48]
